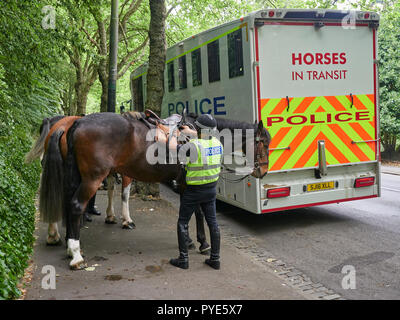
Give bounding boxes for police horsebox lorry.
[130,8,381,214]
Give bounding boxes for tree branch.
[117,36,149,73]
[120,0,144,32]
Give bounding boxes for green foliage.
[0,1,65,299]
[377,1,400,152]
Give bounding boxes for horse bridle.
[254,134,269,169]
[220,132,269,183]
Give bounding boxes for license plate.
[307,181,335,192]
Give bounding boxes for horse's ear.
[257,120,264,132]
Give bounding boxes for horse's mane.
[185,112,255,131]
[215,117,255,131]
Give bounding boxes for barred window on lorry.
[191,49,202,87]
[168,61,175,92]
[207,40,220,83]
[178,55,187,89]
[228,28,244,78]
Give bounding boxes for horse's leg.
[121,176,135,229]
[46,222,61,246]
[66,178,105,270]
[105,174,117,224]
[194,205,211,254]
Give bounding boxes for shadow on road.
[216,200,353,235]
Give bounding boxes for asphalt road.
[214,172,400,300]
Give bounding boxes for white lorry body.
[130,9,380,214]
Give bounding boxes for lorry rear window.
[228,28,244,78]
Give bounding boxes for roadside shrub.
[0,75,41,300]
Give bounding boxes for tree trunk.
[131,0,167,198]
[145,0,167,115]
[76,87,90,115]
[98,59,108,113]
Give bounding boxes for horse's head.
[251,120,270,179]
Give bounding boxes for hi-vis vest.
[186,137,223,185]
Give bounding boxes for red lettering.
[334,70,339,80]
[292,53,302,65]
[315,53,323,64]
[356,111,370,121]
[324,53,331,64]
[332,53,339,64]
[303,53,314,65]
[335,112,352,122]
[287,115,307,125]
[310,114,324,124]
[267,116,284,127]
[340,53,347,64]
[326,70,333,80]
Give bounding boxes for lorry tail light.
[354,177,374,188]
[267,187,290,198]
[364,13,370,19]
[268,10,275,17]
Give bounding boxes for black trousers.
[178,183,220,259]
[179,185,219,230]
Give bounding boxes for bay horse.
[39,112,270,269]
[26,114,209,249]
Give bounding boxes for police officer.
[157,114,223,270]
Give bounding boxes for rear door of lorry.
[257,16,378,171]
[254,10,380,212]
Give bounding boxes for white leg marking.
[121,183,132,225]
[67,239,84,268]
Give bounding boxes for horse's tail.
[25,118,51,164]
[39,129,64,223]
[62,120,82,226]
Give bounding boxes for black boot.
[170,253,189,269]
[205,226,220,270]
[87,194,101,215]
[187,233,195,250]
[84,212,92,222]
[205,257,220,270]
[170,222,189,269]
[199,241,211,254]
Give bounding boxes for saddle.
[123,110,190,142]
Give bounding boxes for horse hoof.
[122,222,136,230]
[105,217,117,224]
[46,237,62,246]
[70,260,87,270]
